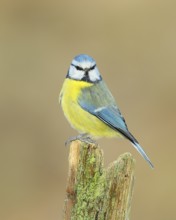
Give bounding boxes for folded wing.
[79,81,153,168]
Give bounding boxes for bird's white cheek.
[89,68,101,82]
[69,67,84,80]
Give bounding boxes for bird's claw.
[65,134,96,146]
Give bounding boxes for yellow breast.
[59,78,119,138]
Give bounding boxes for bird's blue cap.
[73,54,96,64]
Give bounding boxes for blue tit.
[59,54,153,168]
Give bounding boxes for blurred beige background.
[0,0,176,219]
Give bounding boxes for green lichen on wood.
[71,142,105,220]
[64,140,135,220]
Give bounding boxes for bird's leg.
[78,133,96,144]
[65,133,96,146]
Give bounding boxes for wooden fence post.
[64,140,135,220]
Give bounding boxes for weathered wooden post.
[64,140,135,220]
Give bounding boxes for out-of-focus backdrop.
[0,0,176,219]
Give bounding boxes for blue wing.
[78,81,154,168]
[81,103,130,136]
[78,81,131,139]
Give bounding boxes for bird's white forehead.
[72,60,95,69]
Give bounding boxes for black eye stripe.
[76,66,83,71]
[71,64,96,71]
[89,64,96,71]
[71,64,83,71]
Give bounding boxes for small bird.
[59,54,153,168]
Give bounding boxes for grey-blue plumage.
[79,80,154,168]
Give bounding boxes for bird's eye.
[71,64,83,71]
[75,66,83,71]
[89,64,96,71]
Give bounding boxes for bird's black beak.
[85,68,89,76]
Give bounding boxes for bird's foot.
[65,134,96,146]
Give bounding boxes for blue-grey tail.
[116,128,154,168]
[132,142,154,169]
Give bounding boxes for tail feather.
[132,142,154,169]
[116,128,154,168]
